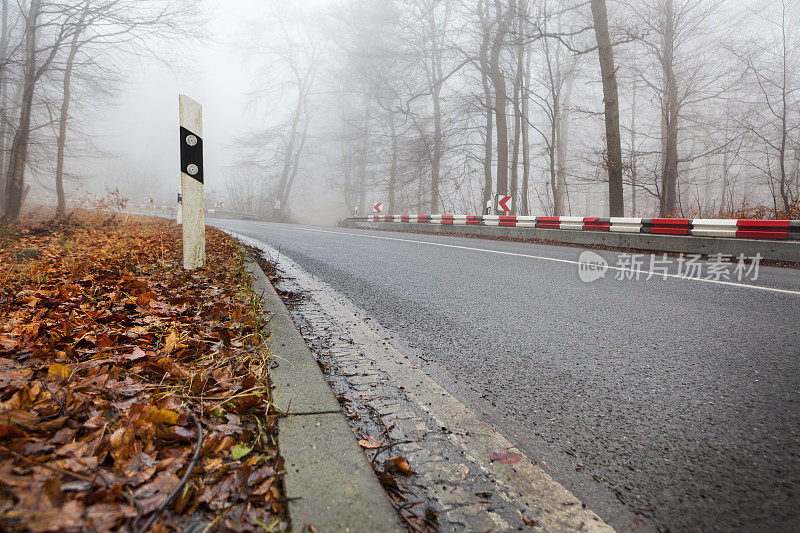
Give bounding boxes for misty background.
[1,0,798,225]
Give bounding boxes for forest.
[227,0,800,221]
[1,0,798,222]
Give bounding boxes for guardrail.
[125,206,256,221]
[206,209,256,221]
[345,215,800,241]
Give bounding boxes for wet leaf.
[0,215,282,530]
[231,443,252,460]
[129,404,180,425]
[47,363,71,380]
[489,449,523,464]
[358,437,384,449]
[385,456,413,475]
[163,329,179,354]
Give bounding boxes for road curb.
[243,256,404,533]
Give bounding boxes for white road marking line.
[229,222,800,297]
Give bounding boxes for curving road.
[212,219,800,531]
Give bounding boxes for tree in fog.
[0,0,202,221]
[589,0,624,216]
[218,0,800,221]
[734,0,800,215]
[3,0,74,221]
[238,4,320,221]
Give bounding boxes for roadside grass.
[0,212,286,531]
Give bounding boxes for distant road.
[212,219,800,531]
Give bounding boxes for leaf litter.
[0,213,286,531]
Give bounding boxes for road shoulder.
[240,234,619,532]
[244,256,404,533]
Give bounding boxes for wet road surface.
[213,220,800,531]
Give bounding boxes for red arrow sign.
[497,195,512,212]
[373,202,384,214]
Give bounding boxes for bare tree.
[590,0,624,216]
[3,0,77,221]
[734,0,799,214]
[488,0,516,200]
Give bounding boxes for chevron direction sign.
[373,202,384,214]
[496,195,513,213]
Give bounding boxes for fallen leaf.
[358,437,384,449]
[129,404,180,425]
[125,346,146,361]
[163,329,179,354]
[0,424,27,441]
[47,363,71,380]
[136,291,157,307]
[489,449,523,464]
[231,443,252,460]
[385,456,413,475]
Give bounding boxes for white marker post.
[179,94,205,269]
[176,192,183,225]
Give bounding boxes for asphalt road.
[213,220,800,531]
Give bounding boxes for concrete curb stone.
[244,256,404,533]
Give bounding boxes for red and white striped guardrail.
[362,215,800,241]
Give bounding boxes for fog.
[2,0,799,224]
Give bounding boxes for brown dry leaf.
[133,470,181,514]
[0,424,27,441]
[358,437,384,449]
[519,510,538,527]
[125,346,147,361]
[7,500,84,533]
[136,291,157,307]
[489,448,523,465]
[163,329,179,354]
[129,403,180,425]
[47,362,71,380]
[122,452,158,486]
[85,503,137,531]
[0,409,39,427]
[110,427,138,466]
[385,456,413,475]
[0,216,283,531]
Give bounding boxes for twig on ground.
[134,415,204,533]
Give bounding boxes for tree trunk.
[555,79,571,216]
[0,0,8,215]
[545,36,562,216]
[509,12,524,214]
[358,99,370,216]
[388,111,398,213]
[282,102,310,216]
[659,0,679,217]
[276,87,304,218]
[342,141,354,215]
[549,120,558,216]
[56,4,89,215]
[431,81,441,213]
[489,0,515,200]
[520,38,531,216]
[481,70,494,213]
[424,2,444,214]
[590,0,624,217]
[3,0,40,221]
[479,1,494,212]
[630,80,637,215]
[778,3,790,213]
